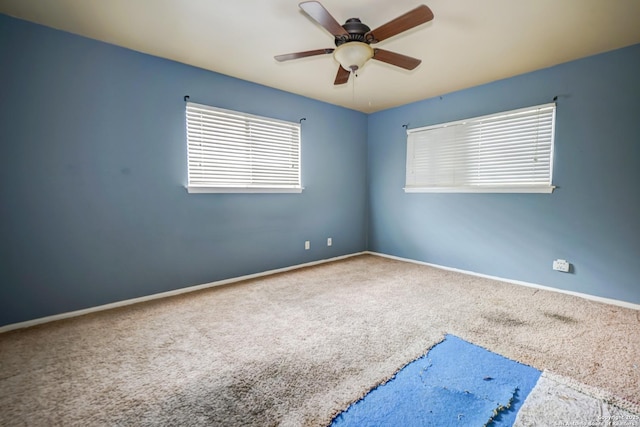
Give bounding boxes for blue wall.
[0,14,368,326]
[368,44,640,304]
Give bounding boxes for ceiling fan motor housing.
[335,18,372,46]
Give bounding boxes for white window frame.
[186,102,302,193]
[404,103,556,193]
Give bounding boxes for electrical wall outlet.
[305,241,310,250]
[327,237,332,246]
[552,259,570,272]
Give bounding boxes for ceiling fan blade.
[299,1,349,36]
[366,5,434,43]
[275,48,334,62]
[373,49,422,70]
[334,65,351,85]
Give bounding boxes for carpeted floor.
[0,254,638,426]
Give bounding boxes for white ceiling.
[1,0,639,113]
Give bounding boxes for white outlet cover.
[553,259,570,272]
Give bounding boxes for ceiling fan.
[275,1,434,85]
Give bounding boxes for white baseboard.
[0,252,366,334]
[366,251,640,311]
[5,250,636,334]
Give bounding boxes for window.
[405,103,556,193]
[186,102,302,193]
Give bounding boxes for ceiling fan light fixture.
[333,42,374,72]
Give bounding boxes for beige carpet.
[0,254,638,426]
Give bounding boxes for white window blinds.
[405,103,556,193]
[186,102,302,193]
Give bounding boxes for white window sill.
[187,186,304,194]
[403,185,555,194]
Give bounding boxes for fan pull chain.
[352,71,357,104]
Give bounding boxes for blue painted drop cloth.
[331,335,541,427]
